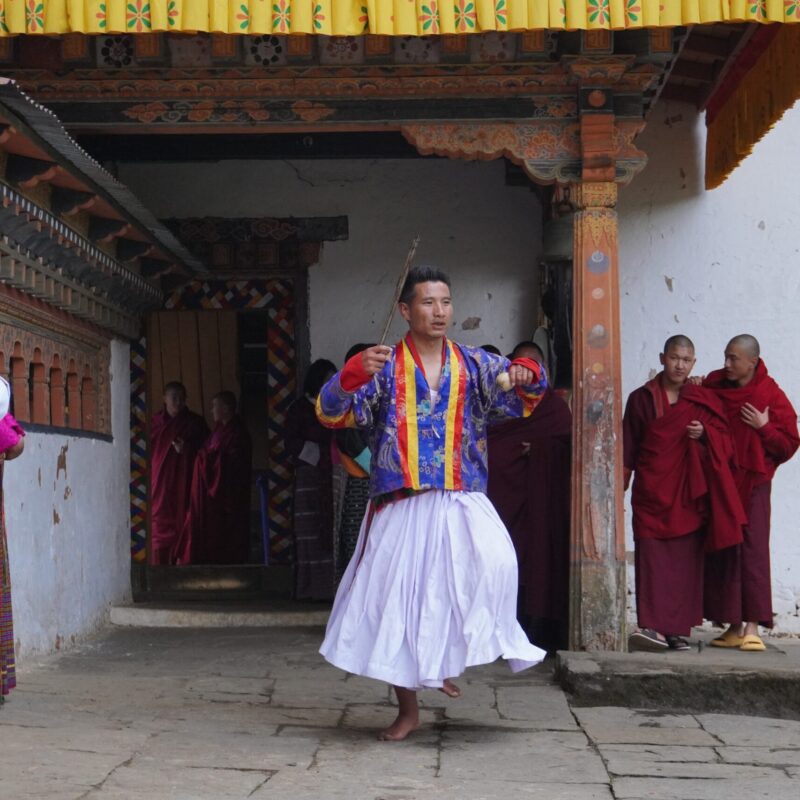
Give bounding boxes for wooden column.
[569,106,627,651]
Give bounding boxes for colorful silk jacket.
[316,335,548,498]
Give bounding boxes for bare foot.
[377,713,420,741]
[438,679,462,698]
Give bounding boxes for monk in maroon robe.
[624,336,746,652]
[487,341,571,653]
[179,391,253,565]
[703,334,799,651]
[149,382,209,565]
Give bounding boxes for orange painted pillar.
[568,108,626,651]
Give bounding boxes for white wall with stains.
[619,101,800,632]
[116,158,544,362]
[5,339,131,656]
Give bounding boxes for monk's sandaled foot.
[438,679,462,699]
[377,713,420,741]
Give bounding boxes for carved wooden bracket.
[6,155,61,189]
[88,217,131,244]
[51,187,97,217]
[401,119,647,186]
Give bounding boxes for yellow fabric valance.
[706,23,800,188]
[0,0,798,37]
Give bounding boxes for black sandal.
[628,629,669,652]
[666,636,691,651]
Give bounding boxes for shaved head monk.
[704,335,799,652]
[149,382,209,565]
[624,336,747,652]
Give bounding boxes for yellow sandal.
[710,630,745,648]
[740,635,767,652]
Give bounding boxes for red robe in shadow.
[149,407,209,565]
[178,416,253,565]
[624,376,747,636]
[703,361,799,627]
[487,389,571,650]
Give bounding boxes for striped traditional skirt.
[0,482,15,699]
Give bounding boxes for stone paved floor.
[2,627,800,799]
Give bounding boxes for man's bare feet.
[438,679,462,698]
[378,685,420,742]
[377,712,420,741]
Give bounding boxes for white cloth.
[0,376,9,421]
[320,489,546,690]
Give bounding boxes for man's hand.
[361,345,393,376]
[687,375,704,386]
[741,403,769,430]
[507,363,535,388]
[686,420,704,440]
[172,437,184,454]
[521,441,531,455]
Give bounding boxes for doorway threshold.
[111,598,330,629]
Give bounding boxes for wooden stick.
[378,236,420,346]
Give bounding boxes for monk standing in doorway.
[704,335,799,652]
[624,336,746,652]
[180,392,253,565]
[149,382,209,565]
[316,266,548,741]
[487,341,572,654]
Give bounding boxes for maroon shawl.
[149,407,209,564]
[704,360,799,506]
[487,390,571,622]
[178,416,253,565]
[631,376,746,552]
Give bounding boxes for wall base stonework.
[5,340,131,658]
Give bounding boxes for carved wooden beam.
[670,60,718,84]
[5,154,60,189]
[116,239,153,262]
[0,124,16,146]
[88,217,130,244]
[139,257,174,279]
[51,187,97,217]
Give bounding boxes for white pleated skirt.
[319,489,546,690]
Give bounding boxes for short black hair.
[480,344,501,356]
[727,334,760,358]
[662,335,695,354]
[399,266,451,306]
[345,343,373,363]
[213,391,237,413]
[303,358,337,397]
[511,341,545,361]
[163,381,186,396]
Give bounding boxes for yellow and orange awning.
[0,0,798,37]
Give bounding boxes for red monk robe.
[149,407,209,565]
[487,389,572,651]
[179,415,253,565]
[703,361,799,627]
[624,376,746,637]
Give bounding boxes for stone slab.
[557,634,800,719]
[612,776,799,800]
[439,729,609,783]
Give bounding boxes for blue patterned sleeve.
[467,347,548,420]
[316,373,381,430]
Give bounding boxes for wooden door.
[146,311,239,426]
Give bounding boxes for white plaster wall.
[116,159,543,362]
[619,101,800,632]
[6,339,132,656]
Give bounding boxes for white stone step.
[110,601,330,629]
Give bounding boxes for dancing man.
[316,266,548,741]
